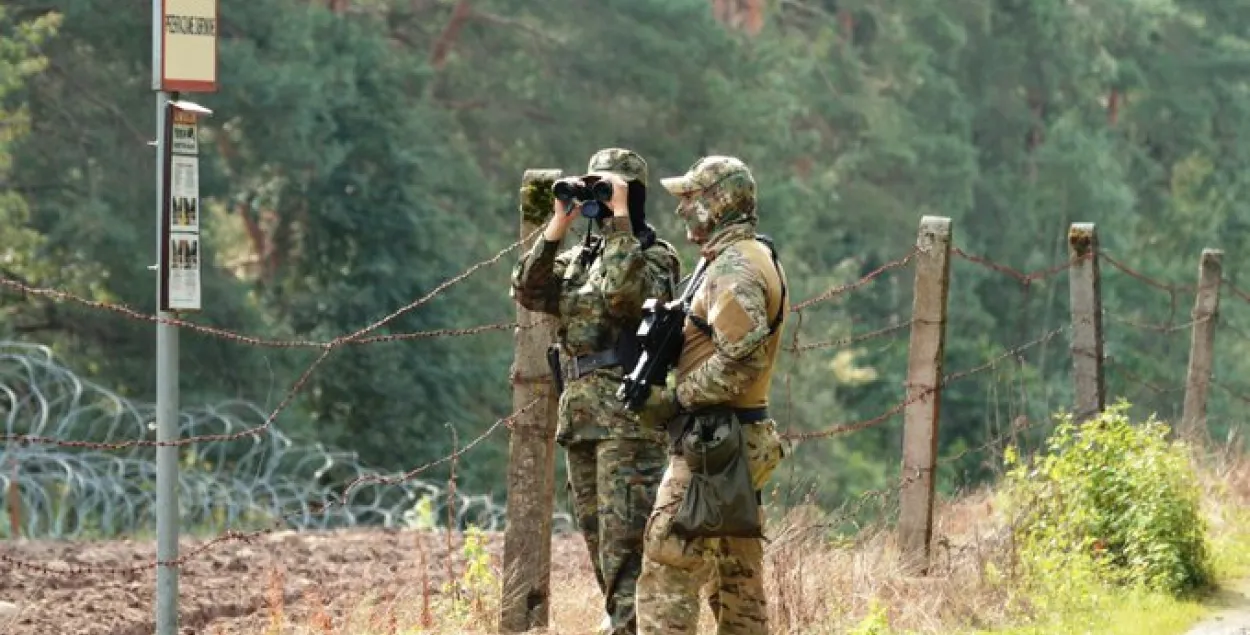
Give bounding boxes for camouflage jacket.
[512,216,682,442]
[674,223,788,412]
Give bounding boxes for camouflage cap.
[660,155,755,199]
[586,148,648,184]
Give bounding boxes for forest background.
[2,0,1249,517]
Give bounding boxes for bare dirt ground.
[1185,577,1250,635]
[0,528,590,635]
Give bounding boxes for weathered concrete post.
[898,215,952,575]
[1067,223,1105,423]
[1180,248,1223,443]
[500,169,562,633]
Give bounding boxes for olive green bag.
[671,412,764,540]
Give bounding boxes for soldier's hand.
[545,198,580,241]
[636,386,681,430]
[597,173,630,218]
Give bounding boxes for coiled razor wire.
[0,341,575,539]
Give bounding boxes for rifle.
[616,257,710,411]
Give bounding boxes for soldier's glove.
[637,387,681,430]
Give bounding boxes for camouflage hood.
[659,155,758,231]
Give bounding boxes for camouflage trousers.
[566,437,667,635]
[636,419,787,635]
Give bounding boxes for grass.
[240,438,1250,635]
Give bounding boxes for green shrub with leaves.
[1000,401,1211,597]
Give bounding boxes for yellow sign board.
[161,0,218,92]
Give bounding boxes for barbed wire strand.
[1098,250,1195,295]
[1105,314,1201,334]
[786,320,912,353]
[0,229,539,349]
[952,247,1089,285]
[790,248,919,313]
[771,414,1056,548]
[1214,380,1250,406]
[784,326,1067,442]
[1224,279,1250,306]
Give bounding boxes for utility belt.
[545,345,622,394]
[686,405,770,424]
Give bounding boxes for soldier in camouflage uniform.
[633,156,789,635]
[511,148,682,635]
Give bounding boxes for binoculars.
[552,177,614,220]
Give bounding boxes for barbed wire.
[783,326,1067,442]
[0,229,559,577]
[1214,380,1250,406]
[1,399,551,578]
[768,413,1058,552]
[1225,279,1250,305]
[786,320,912,353]
[1105,314,1200,334]
[0,231,537,453]
[0,343,571,544]
[3,228,1250,592]
[0,230,537,350]
[1099,250,1195,295]
[952,247,1088,285]
[1220,319,1250,346]
[790,248,919,313]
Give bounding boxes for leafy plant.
[847,599,897,635]
[403,496,437,531]
[435,525,497,628]
[1000,401,1212,597]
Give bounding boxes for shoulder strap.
[681,257,711,311]
[682,257,714,337]
[684,238,787,339]
[755,234,787,335]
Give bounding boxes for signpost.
[152,1,216,634]
[159,0,220,92]
[162,102,207,313]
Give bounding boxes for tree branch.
[429,0,473,70]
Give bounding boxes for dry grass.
[245,489,1026,635]
[758,488,1030,634]
[244,441,1250,635]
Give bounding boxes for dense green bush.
[1001,402,1212,597]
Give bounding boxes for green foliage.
[402,495,438,531]
[1001,402,1212,597]
[436,525,497,627]
[847,599,898,635]
[0,8,59,315]
[3,0,1250,514]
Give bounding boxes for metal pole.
[153,1,180,633]
[154,101,180,633]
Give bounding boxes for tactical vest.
[676,236,787,409]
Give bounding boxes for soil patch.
[0,528,588,634]
[1185,578,1250,635]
